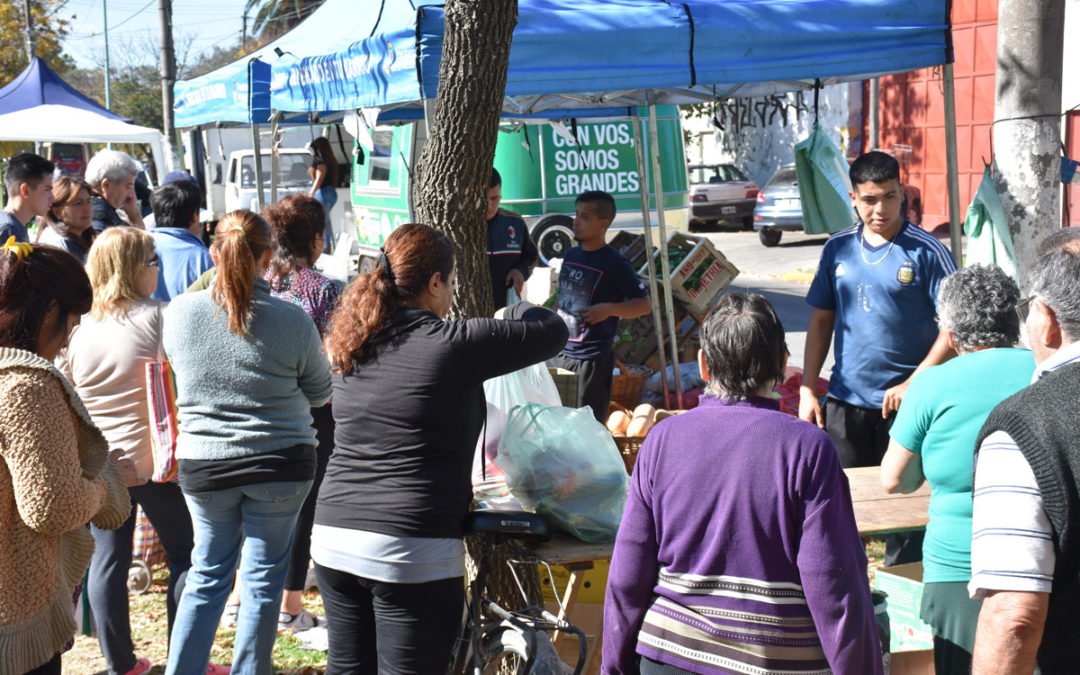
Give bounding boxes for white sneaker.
[278,609,323,633]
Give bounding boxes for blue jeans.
[166,480,312,675]
[314,185,337,252]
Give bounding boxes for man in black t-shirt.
[549,191,651,421]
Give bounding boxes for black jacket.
[487,209,539,309]
[316,302,568,539]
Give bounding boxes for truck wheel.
[532,216,575,266]
[759,227,782,247]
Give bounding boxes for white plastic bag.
[495,403,629,543]
[472,291,563,498]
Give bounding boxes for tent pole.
[251,121,265,211]
[632,110,670,408]
[648,102,683,407]
[269,112,281,204]
[943,63,963,266]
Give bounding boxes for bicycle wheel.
[479,627,531,675]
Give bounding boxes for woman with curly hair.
[0,238,130,675]
[313,223,567,673]
[263,193,340,632]
[881,264,1036,674]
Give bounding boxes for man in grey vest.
[968,228,1080,674]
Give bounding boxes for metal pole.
[23,0,34,63]
[251,121,265,210]
[632,111,670,408]
[103,0,112,111]
[943,64,963,266]
[868,78,880,150]
[648,103,683,407]
[269,112,281,204]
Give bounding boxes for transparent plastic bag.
[495,403,628,543]
[471,297,563,498]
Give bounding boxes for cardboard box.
[874,562,934,652]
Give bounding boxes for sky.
[61,0,252,70]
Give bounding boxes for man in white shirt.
[969,228,1080,674]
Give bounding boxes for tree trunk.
[413,0,544,622]
[992,0,1065,289]
[415,0,517,319]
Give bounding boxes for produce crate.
[608,231,652,271]
[613,281,689,365]
[643,232,740,315]
[547,367,581,408]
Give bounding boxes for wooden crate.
[643,232,740,315]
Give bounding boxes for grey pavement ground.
[699,226,834,379]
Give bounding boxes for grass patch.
[63,567,327,674]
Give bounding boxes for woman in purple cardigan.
[603,292,882,675]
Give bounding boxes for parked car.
[687,164,759,231]
[753,164,804,247]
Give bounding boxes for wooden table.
[844,466,931,537]
[530,466,931,671]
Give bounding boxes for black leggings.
[285,403,334,591]
[314,563,464,674]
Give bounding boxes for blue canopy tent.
[0,56,129,119]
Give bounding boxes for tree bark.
[415,0,517,319]
[992,0,1065,289]
[413,0,544,623]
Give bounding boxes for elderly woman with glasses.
[604,291,883,675]
[60,227,195,675]
[880,264,1035,675]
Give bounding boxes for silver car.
[688,164,759,231]
[753,164,803,247]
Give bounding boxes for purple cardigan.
[603,396,882,674]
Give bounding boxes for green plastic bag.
[794,123,855,234]
[964,165,1018,283]
[495,403,628,543]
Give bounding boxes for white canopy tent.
[0,104,167,180]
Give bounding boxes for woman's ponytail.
[325,223,454,371]
[211,210,274,336]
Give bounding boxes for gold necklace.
[860,227,896,266]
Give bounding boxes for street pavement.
[690,226,833,378]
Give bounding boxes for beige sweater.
[0,348,130,675]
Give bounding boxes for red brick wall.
[864,0,998,230]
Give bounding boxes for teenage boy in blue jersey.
[799,151,957,564]
[549,191,651,422]
[486,169,539,310]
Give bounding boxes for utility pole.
[992,0,1066,286]
[158,0,178,171]
[103,0,112,110]
[23,0,34,63]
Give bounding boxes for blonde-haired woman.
[37,176,95,263]
[163,210,332,675]
[62,227,198,675]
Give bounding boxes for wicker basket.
[610,360,652,409]
[614,435,646,475]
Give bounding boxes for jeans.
[89,481,194,674]
[166,480,312,675]
[314,563,464,675]
[314,185,338,253]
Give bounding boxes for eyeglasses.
[1015,295,1036,324]
[145,254,160,268]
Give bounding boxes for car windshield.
[239,153,311,189]
[766,167,798,188]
